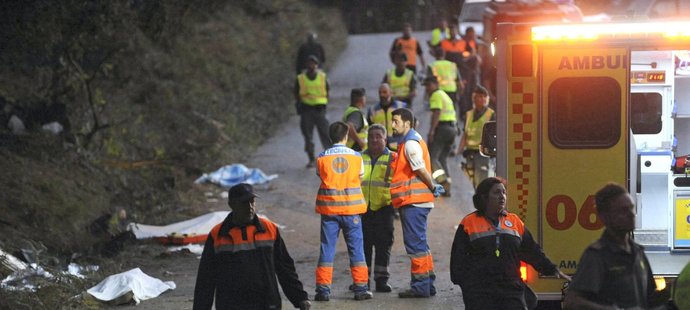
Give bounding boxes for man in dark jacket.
[193,183,311,310]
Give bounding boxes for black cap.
[228,183,259,203]
[307,55,319,64]
[423,75,439,85]
[473,85,489,96]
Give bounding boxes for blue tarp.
[194,164,278,188]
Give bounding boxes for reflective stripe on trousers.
[399,206,436,296]
[316,214,369,295]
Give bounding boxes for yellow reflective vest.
[387,68,414,98]
[362,150,396,211]
[429,89,457,122]
[343,106,368,150]
[430,60,459,93]
[465,108,495,150]
[297,71,328,105]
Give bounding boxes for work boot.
[398,289,429,298]
[375,281,392,293]
[354,290,373,301]
[314,293,329,302]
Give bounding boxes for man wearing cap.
[457,85,495,188]
[294,55,331,168]
[383,52,417,108]
[424,75,457,197]
[342,88,368,152]
[194,183,311,310]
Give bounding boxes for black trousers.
[462,283,527,310]
[429,122,458,183]
[299,104,330,161]
[362,205,395,283]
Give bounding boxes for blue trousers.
[316,214,369,295]
[399,205,436,296]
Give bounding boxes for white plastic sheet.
[86,268,175,304]
[194,164,277,188]
[128,211,230,240]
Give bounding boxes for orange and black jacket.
[193,214,308,310]
[450,211,557,292]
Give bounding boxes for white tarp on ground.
[87,268,175,304]
[128,211,229,239]
[194,164,278,188]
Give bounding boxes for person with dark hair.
[428,19,450,48]
[423,75,458,197]
[194,183,311,310]
[313,121,373,302]
[342,88,368,152]
[389,22,425,74]
[390,108,445,298]
[383,53,417,108]
[296,32,325,74]
[451,177,569,310]
[563,183,670,310]
[458,85,495,188]
[294,55,331,168]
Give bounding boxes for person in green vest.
[427,47,464,125]
[293,55,330,168]
[360,124,397,293]
[458,85,495,189]
[343,88,368,152]
[382,53,416,109]
[367,83,407,151]
[424,75,457,197]
[427,19,450,48]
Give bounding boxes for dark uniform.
[193,215,308,310]
[451,212,558,310]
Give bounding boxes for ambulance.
[483,20,690,306]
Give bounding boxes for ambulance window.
[631,93,662,135]
[548,77,621,148]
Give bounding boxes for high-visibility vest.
[430,27,450,46]
[343,106,369,150]
[394,37,419,66]
[390,129,435,208]
[465,108,495,150]
[368,100,406,150]
[362,150,396,211]
[387,68,414,98]
[460,212,525,243]
[210,216,277,254]
[315,145,367,215]
[430,60,459,93]
[297,71,328,106]
[441,38,468,54]
[429,89,457,122]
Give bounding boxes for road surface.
[111,31,478,309]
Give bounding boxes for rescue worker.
[563,183,670,310]
[296,32,325,74]
[294,55,330,168]
[314,121,373,302]
[367,83,406,151]
[383,53,417,109]
[360,124,397,293]
[424,75,457,197]
[343,88,368,152]
[389,108,445,298]
[389,22,425,74]
[440,25,468,70]
[458,85,495,189]
[462,27,478,54]
[194,183,311,310]
[428,19,449,48]
[451,177,569,310]
[427,47,463,123]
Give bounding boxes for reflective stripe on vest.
[431,60,458,92]
[298,71,327,105]
[369,101,406,151]
[460,212,525,243]
[315,146,367,215]
[362,151,395,211]
[429,89,457,122]
[387,68,413,98]
[465,108,495,150]
[395,37,418,66]
[211,217,277,254]
[390,129,435,208]
[343,106,369,149]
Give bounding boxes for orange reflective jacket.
[316,145,367,215]
[390,129,434,208]
[394,37,419,66]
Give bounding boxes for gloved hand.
[432,184,446,197]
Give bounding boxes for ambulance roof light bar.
[532,21,690,42]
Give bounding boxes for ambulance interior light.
[532,21,690,42]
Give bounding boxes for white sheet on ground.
[194,163,278,188]
[128,211,230,239]
[86,268,175,304]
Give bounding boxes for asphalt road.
[113,31,477,310]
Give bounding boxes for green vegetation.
[0,1,346,308]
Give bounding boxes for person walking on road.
[389,108,445,298]
[389,22,425,74]
[451,177,570,310]
[343,88,368,152]
[383,53,417,109]
[193,183,311,310]
[424,76,457,197]
[458,85,495,188]
[563,183,670,310]
[314,121,374,302]
[428,19,449,48]
[294,55,331,168]
[367,83,406,151]
[427,47,463,109]
[360,124,397,293]
[296,32,325,74]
